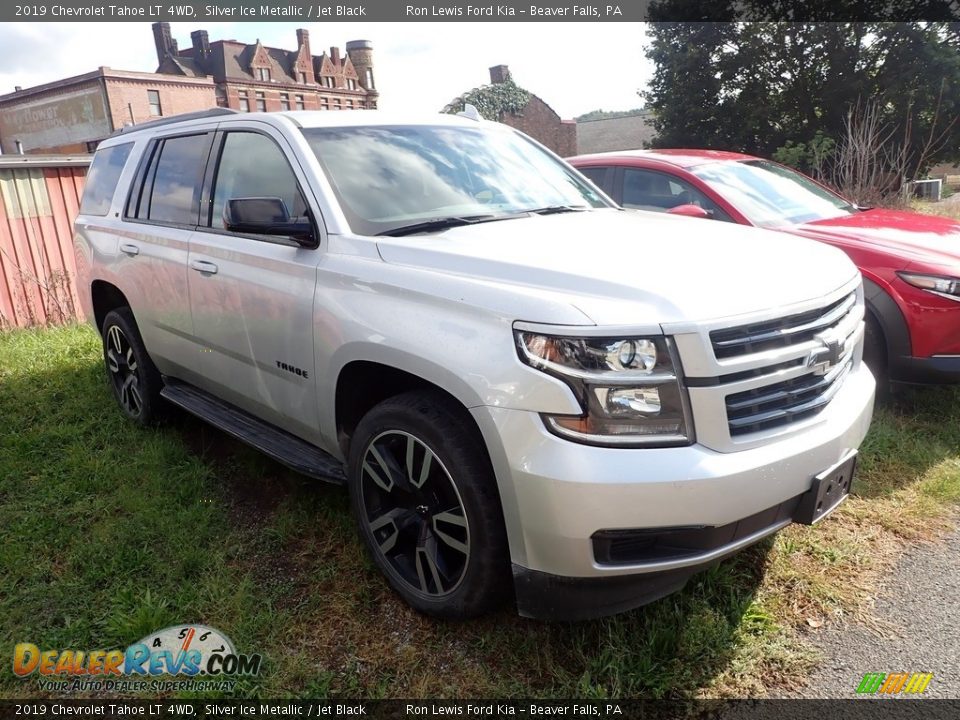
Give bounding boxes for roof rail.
[110,108,239,137]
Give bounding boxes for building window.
[238,90,249,112]
[215,86,227,107]
[333,98,342,110]
[365,68,374,89]
[85,140,100,153]
[280,93,291,111]
[347,79,357,90]
[256,67,271,82]
[295,94,305,110]
[147,90,162,117]
[255,91,266,112]
[320,97,329,110]
[346,99,353,109]
[297,71,306,84]
[322,76,334,89]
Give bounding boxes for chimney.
[152,22,178,65]
[489,65,511,84]
[190,30,210,61]
[330,46,341,68]
[14,85,22,92]
[296,29,311,59]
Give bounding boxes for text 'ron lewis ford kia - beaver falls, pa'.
[74,107,875,621]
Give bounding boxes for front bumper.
[470,364,875,620]
[892,354,960,385]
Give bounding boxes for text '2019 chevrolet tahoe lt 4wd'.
[75,109,875,620]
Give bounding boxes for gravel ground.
[782,530,960,699]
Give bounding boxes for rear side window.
[79,143,133,216]
[128,133,209,226]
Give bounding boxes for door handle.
[119,243,140,256]
[189,259,219,275]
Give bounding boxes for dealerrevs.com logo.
[13,625,261,693]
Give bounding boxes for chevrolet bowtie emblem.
[808,332,845,375]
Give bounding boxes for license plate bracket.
[795,451,858,525]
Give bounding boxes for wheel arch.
[862,276,912,373]
[331,352,486,460]
[91,280,132,335]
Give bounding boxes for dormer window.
[298,71,307,84]
[256,67,271,81]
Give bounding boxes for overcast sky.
[0,22,652,118]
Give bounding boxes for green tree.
[644,19,960,177]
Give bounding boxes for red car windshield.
[691,160,856,227]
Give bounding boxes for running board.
[160,380,346,484]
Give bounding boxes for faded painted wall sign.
[0,86,111,152]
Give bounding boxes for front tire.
[863,314,889,400]
[347,391,511,619]
[101,308,165,425]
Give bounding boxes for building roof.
[0,67,213,104]
[161,37,359,87]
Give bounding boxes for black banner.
[2,700,960,720]
[3,0,959,22]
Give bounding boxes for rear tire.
[101,308,166,425]
[347,390,511,619]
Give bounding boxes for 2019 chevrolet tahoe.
[74,108,875,620]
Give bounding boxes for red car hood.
[785,208,960,267]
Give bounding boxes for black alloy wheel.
[360,430,470,596]
[101,308,166,425]
[105,322,144,417]
[347,391,511,618]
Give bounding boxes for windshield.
[301,124,609,236]
[691,160,856,227]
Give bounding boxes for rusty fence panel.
[0,156,89,329]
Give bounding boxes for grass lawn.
[1,324,958,701]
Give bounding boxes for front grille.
[726,359,852,436]
[710,292,856,360]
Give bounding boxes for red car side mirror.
[667,203,711,219]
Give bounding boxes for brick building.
[0,68,215,155]
[483,65,577,157]
[153,23,378,113]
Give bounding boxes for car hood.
[376,209,858,326]
[788,208,960,267]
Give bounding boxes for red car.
[568,149,960,385]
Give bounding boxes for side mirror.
[667,203,711,219]
[223,197,316,246]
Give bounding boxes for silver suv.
[75,108,875,620]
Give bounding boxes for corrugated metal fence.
[0,156,89,329]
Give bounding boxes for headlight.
[515,331,694,447]
[898,272,960,302]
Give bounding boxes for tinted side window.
[143,134,209,225]
[208,132,307,231]
[79,143,133,216]
[578,166,611,193]
[622,168,731,221]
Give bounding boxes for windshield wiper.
[521,205,590,215]
[377,215,502,237]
